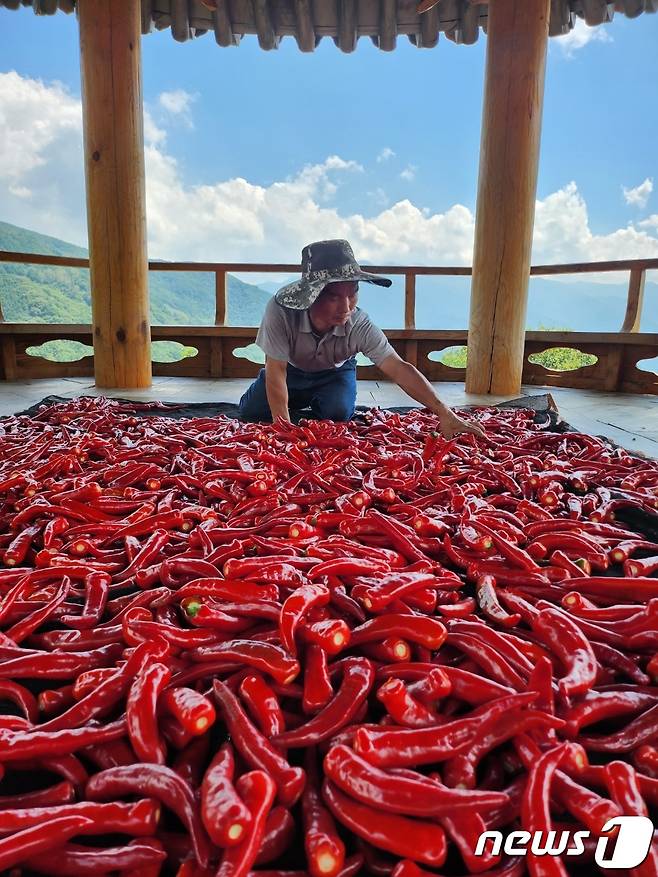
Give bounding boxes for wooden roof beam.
[33,0,59,12]
[212,0,240,45]
[336,0,358,53]
[141,0,154,34]
[170,0,192,41]
[252,0,279,49]
[418,5,440,48]
[293,0,315,51]
[581,0,614,25]
[549,0,572,35]
[379,0,398,51]
[617,0,651,17]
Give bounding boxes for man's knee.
[238,370,271,421]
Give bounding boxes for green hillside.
[0,221,272,361]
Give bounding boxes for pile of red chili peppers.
[1,396,658,877]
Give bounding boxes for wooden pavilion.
[0,0,657,400]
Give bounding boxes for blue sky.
[0,4,657,275]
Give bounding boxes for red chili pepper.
[26,838,167,876]
[445,630,528,691]
[532,604,598,701]
[441,807,501,872]
[0,679,38,722]
[160,686,216,736]
[86,764,210,866]
[255,805,296,866]
[299,618,351,655]
[279,583,330,657]
[213,680,305,806]
[303,749,346,877]
[303,645,334,714]
[365,509,430,563]
[565,689,658,738]
[0,718,127,761]
[0,815,94,871]
[200,743,253,847]
[0,798,158,836]
[126,660,170,764]
[189,640,300,686]
[350,613,446,650]
[214,770,277,877]
[633,745,658,779]
[2,523,42,566]
[376,678,439,728]
[274,658,374,748]
[174,577,278,603]
[354,691,538,767]
[59,571,110,630]
[39,640,168,732]
[239,673,285,738]
[0,780,75,810]
[324,743,507,817]
[6,575,71,645]
[322,779,447,868]
[520,743,570,877]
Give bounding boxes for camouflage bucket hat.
[274,239,392,310]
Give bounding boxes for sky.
[0,5,657,282]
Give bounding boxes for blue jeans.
[238,360,357,422]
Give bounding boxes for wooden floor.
[1,376,656,460]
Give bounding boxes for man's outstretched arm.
[264,357,291,423]
[378,352,486,440]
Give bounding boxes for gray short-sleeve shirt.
[255,297,395,372]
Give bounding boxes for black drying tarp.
[10,392,563,430]
[4,392,658,547]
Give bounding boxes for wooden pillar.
[465,0,550,395]
[79,0,151,388]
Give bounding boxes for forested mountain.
[0,221,272,328]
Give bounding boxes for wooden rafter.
[293,0,315,52]
[252,0,279,49]
[337,0,357,53]
[212,0,239,45]
[379,0,397,51]
[3,0,656,52]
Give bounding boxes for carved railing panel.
[1,252,657,394]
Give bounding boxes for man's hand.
[376,354,489,441]
[437,406,487,441]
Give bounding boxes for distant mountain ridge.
[1,220,656,334]
[0,221,272,328]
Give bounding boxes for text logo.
[595,816,654,869]
[475,817,654,870]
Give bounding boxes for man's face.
[311,281,359,327]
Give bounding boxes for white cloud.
[158,88,198,128]
[554,19,612,58]
[377,147,395,163]
[1,72,657,277]
[144,109,167,146]
[8,184,31,199]
[532,181,658,283]
[0,71,86,244]
[400,165,416,182]
[623,178,653,208]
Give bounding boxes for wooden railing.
[0,251,657,394]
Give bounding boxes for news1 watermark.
[475,816,655,869]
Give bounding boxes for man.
[239,239,485,440]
